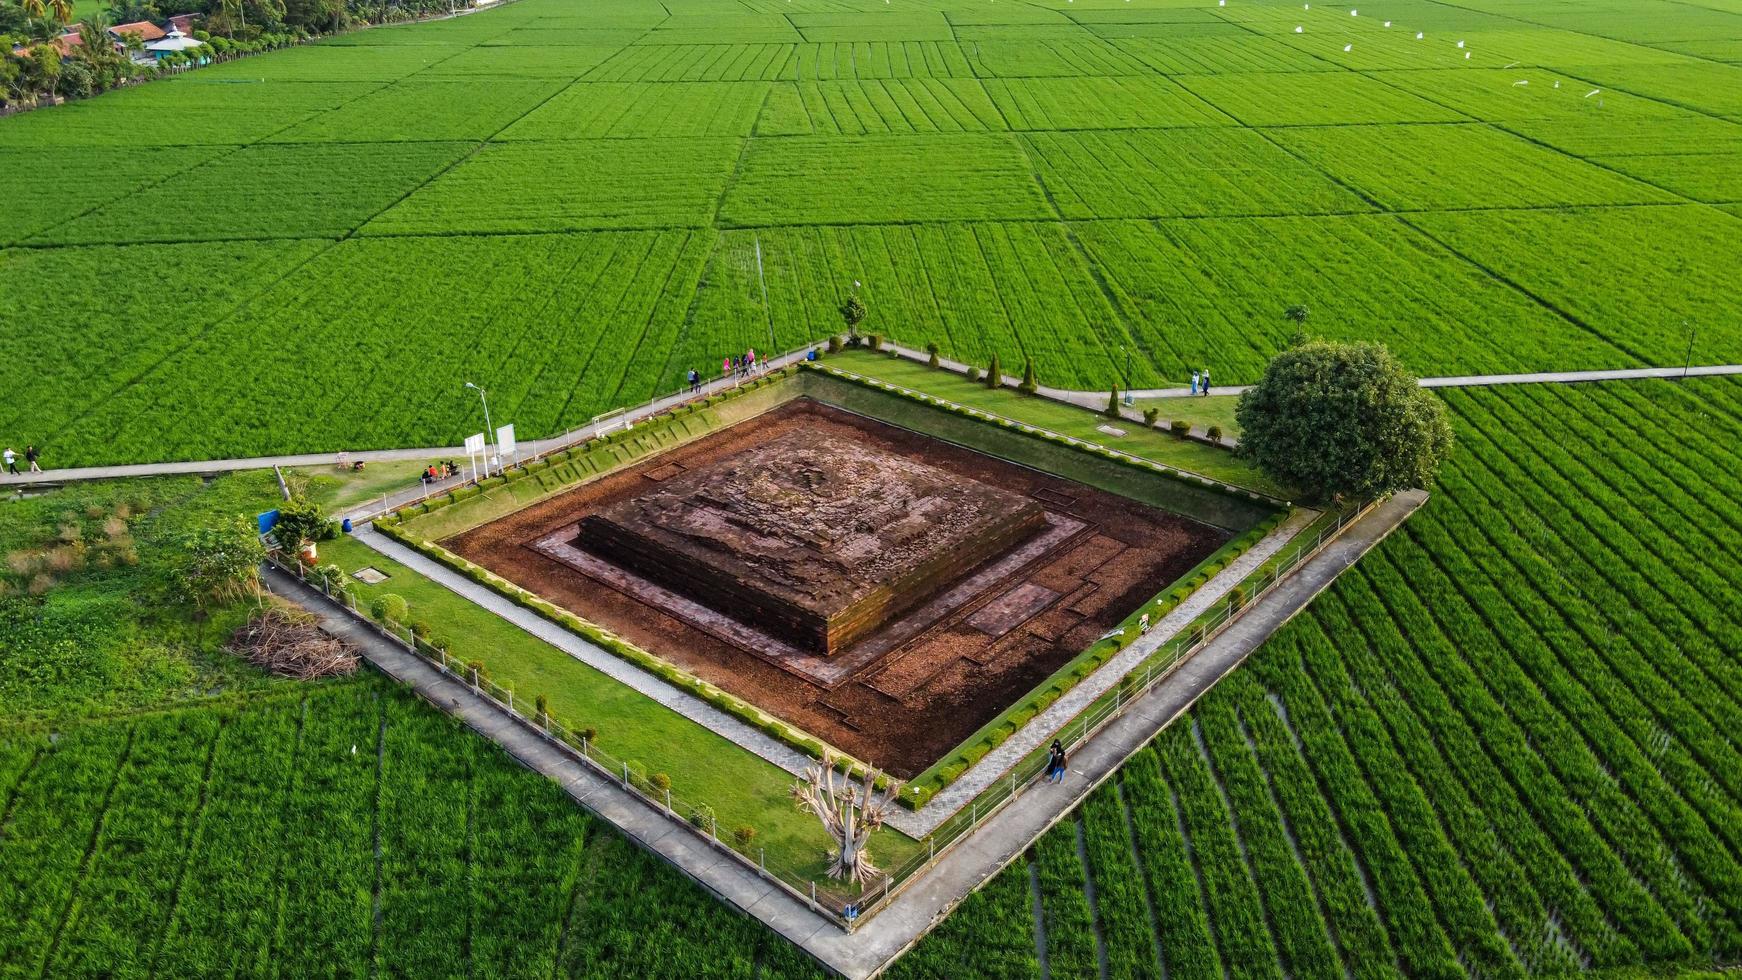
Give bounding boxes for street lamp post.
[1119,345,1134,406]
[464,382,494,475]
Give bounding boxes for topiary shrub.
[688,803,715,831]
[1207,425,1223,442]
[968,367,982,382]
[867,333,883,350]
[986,352,1002,388]
[926,342,940,367]
[1143,408,1160,427]
[1170,419,1192,438]
[370,594,408,625]
[650,772,671,793]
[827,334,842,354]
[1019,356,1037,394]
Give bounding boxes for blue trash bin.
[341,518,353,534]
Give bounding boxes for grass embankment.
[317,534,920,879]
[825,349,1285,497]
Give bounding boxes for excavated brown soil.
[446,399,1228,777]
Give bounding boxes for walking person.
[1190,369,1199,395]
[746,347,757,374]
[24,445,39,473]
[2,447,16,476]
[722,355,732,380]
[1047,739,1067,783]
[1201,368,1211,397]
[687,368,700,393]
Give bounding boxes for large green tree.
[1235,340,1452,503]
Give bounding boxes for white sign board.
[495,424,517,457]
[464,432,486,456]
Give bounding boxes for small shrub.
[926,342,940,367]
[465,659,487,681]
[986,352,1002,387]
[626,760,649,791]
[827,335,842,354]
[650,772,671,793]
[1105,387,1121,418]
[409,620,431,639]
[1019,357,1037,394]
[867,333,882,350]
[733,825,757,849]
[689,803,716,831]
[1170,419,1191,438]
[370,593,408,625]
[534,693,549,716]
[1143,408,1160,427]
[579,726,598,743]
[968,367,982,382]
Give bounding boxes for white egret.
[1383,20,1391,26]
[1513,79,1528,86]
[1343,42,1352,51]
[1457,39,1465,48]
[1585,88,1600,97]
[1295,25,1304,32]
[1416,31,1423,39]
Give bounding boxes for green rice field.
[2,0,1737,466]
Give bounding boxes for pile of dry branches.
[230,606,359,680]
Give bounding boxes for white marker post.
[464,432,486,483]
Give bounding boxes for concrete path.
[0,350,814,496]
[5,356,1734,489]
[350,524,818,779]
[272,489,1425,980]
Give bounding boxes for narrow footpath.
[5,356,1736,489]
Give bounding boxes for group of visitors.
[686,347,766,394]
[2,445,40,475]
[724,347,761,379]
[421,461,458,485]
[1190,368,1213,396]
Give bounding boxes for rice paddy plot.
[420,42,628,76]
[1072,214,1635,383]
[1023,128,1371,219]
[636,14,804,45]
[755,78,1003,135]
[0,145,232,244]
[1593,151,1742,203]
[1370,67,1691,123]
[965,38,1156,77]
[267,78,567,142]
[676,221,1136,388]
[364,138,741,234]
[980,75,1234,129]
[499,81,770,139]
[35,141,475,245]
[1406,204,1742,366]
[1113,34,1336,74]
[197,41,469,81]
[584,42,796,81]
[789,12,957,43]
[39,232,710,464]
[1177,70,1468,125]
[0,239,331,442]
[781,40,976,79]
[1266,122,1681,210]
[1571,62,1742,119]
[719,133,1053,225]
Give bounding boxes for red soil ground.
[446,399,1227,778]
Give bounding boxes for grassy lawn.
[826,350,1287,498]
[316,534,921,880]
[1134,395,1244,438]
[291,458,438,514]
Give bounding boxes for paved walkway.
[351,524,818,779]
[0,350,814,497]
[273,490,1425,980]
